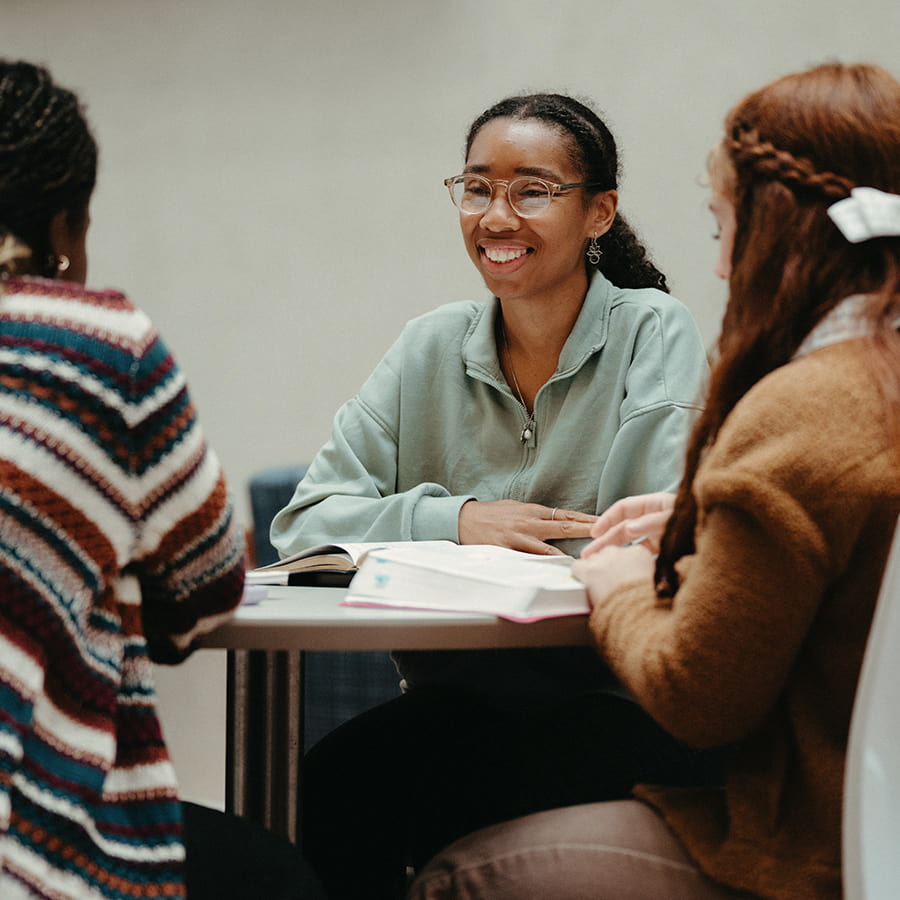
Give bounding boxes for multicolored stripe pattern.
[0,277,245,899]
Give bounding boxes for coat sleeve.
[128,332,246,664]
[588,502,829,746]
[587,371,875,747]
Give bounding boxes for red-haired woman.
[410,61,900,900]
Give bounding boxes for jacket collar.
[462,271,615,385]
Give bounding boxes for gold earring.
[56,254,70,275]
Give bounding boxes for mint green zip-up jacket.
[272,273,708,697]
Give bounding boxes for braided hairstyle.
[464,93,669,292]
[656,62,900,597]
[0,60,97,278]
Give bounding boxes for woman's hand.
[572,544,656,607]
[458,499,597,555]
[579,491,676,558]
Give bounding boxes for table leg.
[225,649,304,843]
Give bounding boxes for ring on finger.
[550,507,558,521]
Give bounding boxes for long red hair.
[656,62,900,596]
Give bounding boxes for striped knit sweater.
[0,276,245,899]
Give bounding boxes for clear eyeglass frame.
[443,173,606,218]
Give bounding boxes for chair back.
[843,514,900,899]
[248,464,308,566]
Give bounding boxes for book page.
[344,544,587,621]
[247,539,456,581]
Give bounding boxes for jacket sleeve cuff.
[411,494,476,542]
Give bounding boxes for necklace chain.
[499,317,536,443]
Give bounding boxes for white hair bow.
[827,186,900,244]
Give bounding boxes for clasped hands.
[459,492,675,605]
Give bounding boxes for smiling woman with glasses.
[274,92,716,899]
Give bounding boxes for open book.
[343,544,589,622]
[246,540,455,586]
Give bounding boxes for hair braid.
[0,60,97,278]
[729,130,855,201]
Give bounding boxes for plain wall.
[5,0,897,807]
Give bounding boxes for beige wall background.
[5,0,897,806]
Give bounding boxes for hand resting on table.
[458,499,597,556]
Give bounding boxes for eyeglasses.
[443,173,606,218]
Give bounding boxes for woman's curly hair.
[465,92,669,293]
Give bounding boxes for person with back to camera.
[407,61,900,900]
[0,60,325,900]
[271,92,720,898]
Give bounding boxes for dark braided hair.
[464,93,670,293]
[0,60,97,278]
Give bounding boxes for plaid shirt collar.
[793,295,873,360]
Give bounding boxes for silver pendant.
[521,425,533,442]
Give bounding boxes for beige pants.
[408,799,751,900]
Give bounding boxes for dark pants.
[300,687,728,900]
[183,802,326,900]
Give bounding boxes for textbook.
[343,544,589,622]
[245,540,455,587]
